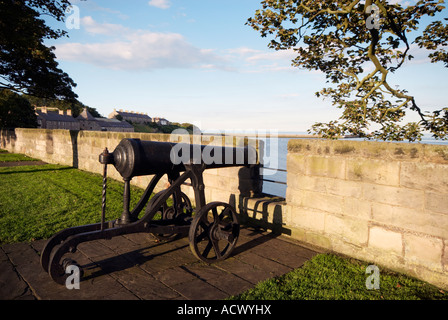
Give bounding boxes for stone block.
[400,162,448,193]
[287,174,326,193]
[325,214,369,245]
[346,158,400,186]
[203,174,230,191]
[204,168,219,176]
[283,204,293,226]
[368,226,403,255]
[301,190,344,214]
[288,174,362,199]
[362,183,424,209]
[422,144,448,164]
[243,198,286,224]
[372,202,448,238]
[425,192,448,215]
[304,231,333,250]
[287,154,306,175]
[388,144,422,161]
[329,237,369,261]
[343,197,372,219]
[404,234,444,271]
[289,206,326,232]
[306,156,346,179]
[324,177,363,198]
[215,167,241,178]
[209,188,233,204]
[228,177,241,190]
[287,139,425,161]
[286,188,302,207]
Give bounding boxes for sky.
[46,0,448,133]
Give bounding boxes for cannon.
[40,138,257,285]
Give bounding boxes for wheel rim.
[189,202,239,263]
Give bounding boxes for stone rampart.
[281,139,448,289]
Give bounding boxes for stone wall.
[282,139,448,289]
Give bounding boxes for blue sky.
[47,0,447,132]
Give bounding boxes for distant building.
[35,107,80,130]
[152,117,170,126]
[108,109,152,124]
[77,108,134,132]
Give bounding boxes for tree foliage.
[247,0,448,141]
[0,89,37,128]
[0,0,77,101]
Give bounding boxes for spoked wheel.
[189,202,240,263]
[153,191,193,241]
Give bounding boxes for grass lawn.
[230,253,447,300]
[0,163,145,244]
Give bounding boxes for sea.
[258,132,448,198]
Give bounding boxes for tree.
[86,106,102,118]
[247,0,448,141]
[0,89,37,128]
[0,0,77,101]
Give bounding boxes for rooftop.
[96,118,134,128]
[113,109,151,119]
[35,109,78,122]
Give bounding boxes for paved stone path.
[0,227,318,300]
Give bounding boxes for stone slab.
[0,227,318,300]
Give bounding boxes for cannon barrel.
[100,138,257,179]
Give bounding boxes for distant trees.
[0,89,37,128]
[132,121,197,134]
[158,122,198,134]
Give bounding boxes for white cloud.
[148,0,171,9]
[226,47,297,63]
[226,47,261,56]
[245,49,297,63]
[224,47,298,73]
[402,43,433,65]
[56,34,223,71]
[55,18,302,73]
[55,17,226,71]
[277,93,300,98]
[81,16,130,36]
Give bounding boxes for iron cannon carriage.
[40,138,257,285]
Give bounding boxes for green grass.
[230,253,447,300]
[0,150,39,162]
[0,163,145,244]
